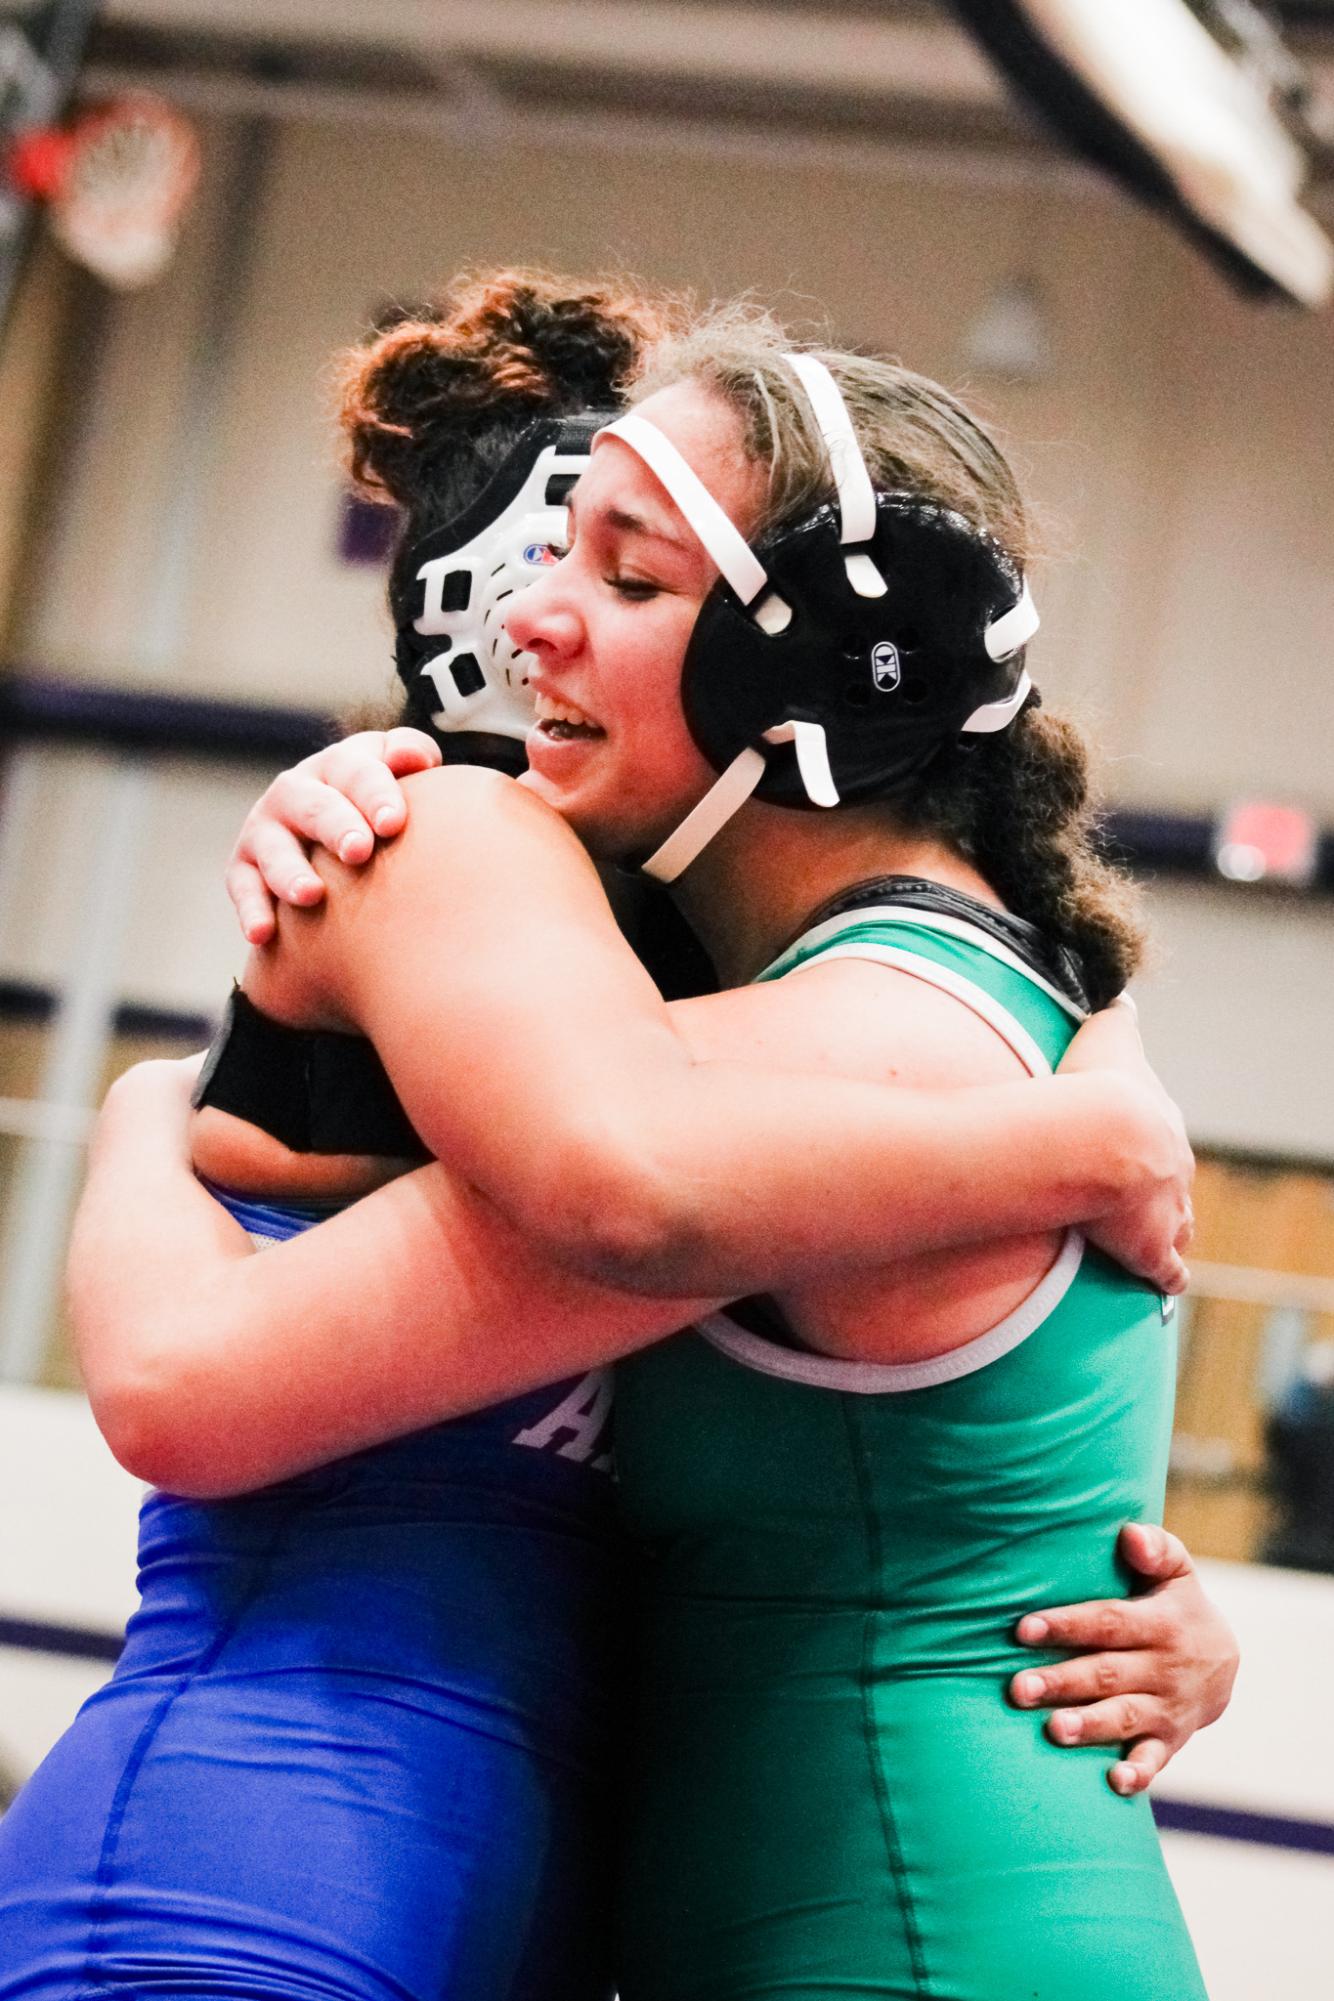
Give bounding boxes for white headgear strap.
[983,578,1040,663]
[963,580,1039,733]
[601,404,834,880]
[597,413,768,604]
[785,353,887,600]
[641,747,768,883]
[605,375,1037,881]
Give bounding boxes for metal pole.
[0,754,151,1380]
[0,112,275,1381]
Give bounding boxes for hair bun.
[339,268,667,504]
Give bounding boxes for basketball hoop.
[8,93,201,290]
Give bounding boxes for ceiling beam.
[102,0,1006,105]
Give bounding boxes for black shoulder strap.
[786,875,1091,1012]
[193,988,431,1162]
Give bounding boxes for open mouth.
[534,693,605,742]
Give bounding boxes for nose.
[505,562,583,664]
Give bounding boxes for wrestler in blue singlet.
[0,1191,621,2001]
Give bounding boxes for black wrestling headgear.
[597,355,1037,881]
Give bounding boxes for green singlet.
[614,905,1206,2001]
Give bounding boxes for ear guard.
[682,492,1033,814]
[395,410,610,743]
[598,355,1037,882]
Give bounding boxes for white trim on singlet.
[700,907,1088,1393]
[763,904,1088,1023]
[782,939,1055,1076]
[699,1229,1085,1394]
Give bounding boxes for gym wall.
[0,112,1329,1156]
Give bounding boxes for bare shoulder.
[396,763,568,841]
[396,762,528,818]
[671,957,1027,1089]
[306,764,587,911]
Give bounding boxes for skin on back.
[664,962,1061,1363]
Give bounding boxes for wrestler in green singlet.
[615,905,1207,2001]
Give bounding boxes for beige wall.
[0,242,81,644]
[18,114,1334,817]
[1136,880,1334,1159]
[5,113,1333,1155]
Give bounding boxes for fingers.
[1044,1693,1169,1751]
[1137,1250,1188,1296]
[1019,1581,1182,1655]
[1057,1002,1144,1077]
[1016,1597,1140,1652]
[277,763,385,862]
[1010,1650,1158,1714]
[224,730,435,941]
[225,858,278,947]
[381,726,442,776]
[1084,1197,1190,1294]
[238,813,328,910]
[1108,1738,1171,1798]
[1157,1250,1190,1296]
[1118,1522,1193,1584]
[318,735,413,843]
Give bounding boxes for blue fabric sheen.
[0,1187,620,2000]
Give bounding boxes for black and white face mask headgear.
[597,354,1039,882]
[395,411,608,742]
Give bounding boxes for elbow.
[522,1125,708,1292]
[83,1348,236,1499]
[86,1360,181,1490]
[88,1369,184,1493]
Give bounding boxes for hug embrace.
[0,271,1231,2001]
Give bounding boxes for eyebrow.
[606,504,694,551]
[568,491,694,556]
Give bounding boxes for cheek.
[602,605,704,767]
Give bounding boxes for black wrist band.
[193,988,431,1162]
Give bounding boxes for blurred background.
[0,1,1332,1992]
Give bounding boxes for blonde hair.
[633,303,1031,562]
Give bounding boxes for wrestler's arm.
[73,1059,713,1495]
[71,1064,1233,1796]
[264,764,1188,1298]
[1014,1524,1238,1797]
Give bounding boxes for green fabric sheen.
[614,916,1205,2001]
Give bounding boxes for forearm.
[295,778,1165,1300]
[516,1064,1165,1296]
[69,1067,258,1468]
[70,1072,712,1497]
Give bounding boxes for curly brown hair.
[332,267,675,749]
[337,266,673,513]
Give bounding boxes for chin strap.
[641,720,840,884]
[641,747,769,883]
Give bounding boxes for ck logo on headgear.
[871,640,901,692]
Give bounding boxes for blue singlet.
[0,1190,621,2000]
